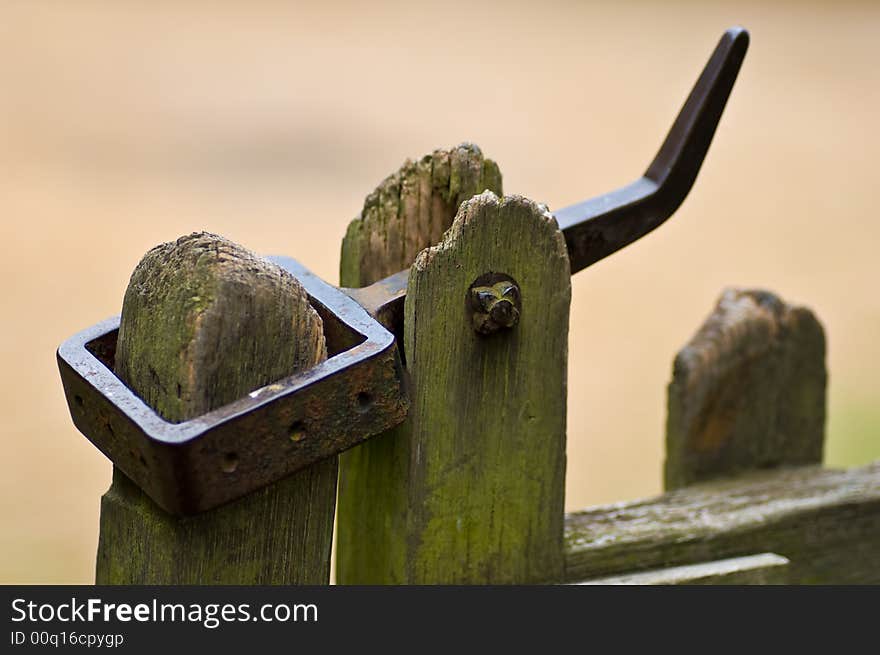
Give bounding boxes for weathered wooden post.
[665,288,827,489]
[96,233,337,584]
[337,145,570,584]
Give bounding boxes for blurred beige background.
[1,0,878,583]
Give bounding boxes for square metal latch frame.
[57,257,408,515]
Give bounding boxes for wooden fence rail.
[565,463,880,584]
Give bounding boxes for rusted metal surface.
[58,28,748,514]
[57,257,407,515]
[342,268,409,345]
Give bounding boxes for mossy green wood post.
[665,288,826,490]
[336,143,504,583]
[96,232,337,584]
[338,186,570,582]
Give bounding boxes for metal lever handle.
[555,27,750,273]
[347,27,749,334]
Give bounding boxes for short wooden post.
[665,288,827,489]
[339,143,503,288]
[96,232,337,584]
[338,172,570,581]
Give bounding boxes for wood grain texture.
[565,462,880,584]
[97,232,337,584]
[338,192,570,584]
[339,143,502,288]
[337,143,504,584]
[665,288,826,490]
[576,553,790,585]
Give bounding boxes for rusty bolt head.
[467,273,521,336]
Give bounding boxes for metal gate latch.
[58,28,749,514]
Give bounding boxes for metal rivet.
[467,273,521,336]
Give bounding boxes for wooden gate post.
[338,174,570,581]
[96,233,337,584]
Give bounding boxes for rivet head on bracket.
[467,273,521,336]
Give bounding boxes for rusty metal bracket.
[57,27,748,515]
[57,257,407,514]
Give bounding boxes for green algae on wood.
[337,143,505,584]
[97,232,337,584]
[338,191,570,584]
